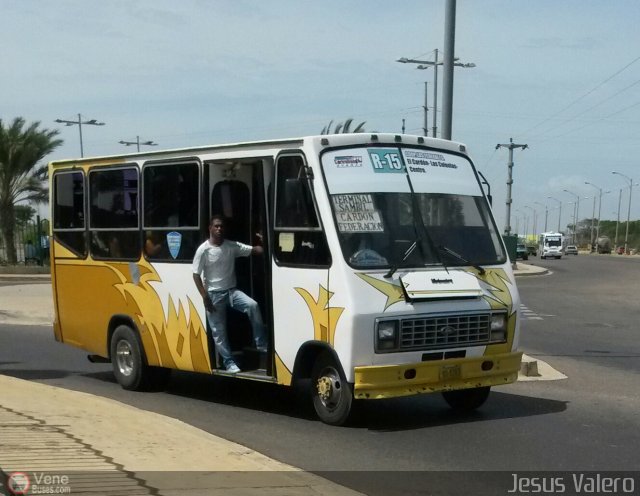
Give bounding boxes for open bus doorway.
[207,158,273,377]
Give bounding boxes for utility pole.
[441,0,456,140]
[54,114,105,157]
[496,138,528,235]
[119,136,158,152]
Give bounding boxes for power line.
[533,81,640,144]
[517,54,640,139]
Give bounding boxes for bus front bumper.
[353,351,523,400]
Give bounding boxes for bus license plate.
[440,364,461,380]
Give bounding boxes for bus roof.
[48,133,470,167]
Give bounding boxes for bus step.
[242,347,268,370]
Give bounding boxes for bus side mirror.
[487,194,493,206]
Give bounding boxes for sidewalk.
[0,375,359,495]
[0,282,359,495]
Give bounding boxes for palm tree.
[0,117,62,263]
[321,118,366,135]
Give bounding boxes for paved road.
[1,255,639,495]
[517,253,640,374]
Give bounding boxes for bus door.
[270,153,332,383]
[208,159,272,374]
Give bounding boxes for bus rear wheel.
[442,386,491,411]
[110,325,170,391]
[311,352,353,426]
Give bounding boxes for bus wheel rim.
[116,340,134,376]
[316,367,342,411]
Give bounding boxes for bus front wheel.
[110,325,170,391]
[311,352,353,426]
[442,386,491,411]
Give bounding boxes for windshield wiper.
[438,245,485,275]
[384,240,418,278]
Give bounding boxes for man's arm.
[193,273,214,312]
[251,232,264,255]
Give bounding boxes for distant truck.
[596,236,611,254]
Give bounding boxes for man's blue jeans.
[205,288,267,368]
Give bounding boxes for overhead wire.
[516,54,640,140]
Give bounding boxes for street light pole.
[563,189,580,244]
[588,195,596,247]
[615,188,622,250]
[547,196,562,232]
[525,205,536,242]
[612,171,634,254]
[432,50,438,137]
[441,0,457,140]
[516,208,528,238]
[585,182,605,242]
[54,113,105,157]
[119,136,158,153]
[423,82,429,136]
[396,49,474,139]
[534,201,547,232]
[496,138,528,235]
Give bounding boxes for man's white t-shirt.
[192,239,252,291]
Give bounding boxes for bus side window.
[52,171,87,257]
[142,161,201,261]
[89,167,141,260]
[274,155,330,267]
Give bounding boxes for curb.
[518,354,567,382]
[513,263,549,277]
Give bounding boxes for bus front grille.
[399,313,491,350]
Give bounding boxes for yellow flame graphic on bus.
[355,273,404,310]
[88,259,211,372]
[119,262,210,372]
[471,268,515,314]
[356,269,515,315]
[295,285,344,346]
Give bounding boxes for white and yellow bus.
[49,133,522,425]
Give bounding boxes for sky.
[3,0,640,233]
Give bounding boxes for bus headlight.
[376,320,398,351]
[490,314,507,342]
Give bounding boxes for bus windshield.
[330,192,504,269]
[546,237,562,247]
[321,145,506,270]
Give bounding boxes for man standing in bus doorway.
[192,215,267,373]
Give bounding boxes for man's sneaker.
[225,363,241,373]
